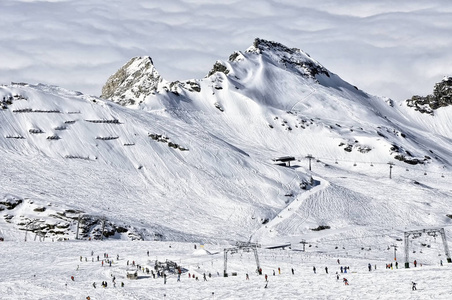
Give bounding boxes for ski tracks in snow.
[251,176,330,242]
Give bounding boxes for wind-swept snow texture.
[1,39,452,255]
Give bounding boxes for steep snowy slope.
[0,83,312,243]
[1,39,452,249]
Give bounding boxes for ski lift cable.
[301,155,451,176]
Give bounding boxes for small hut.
[272,156,296,167]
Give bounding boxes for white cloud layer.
[1,0,451,100]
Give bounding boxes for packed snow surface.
[1,38,452,298]
[1,240,452,299]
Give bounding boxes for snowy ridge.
[1,39,452,255]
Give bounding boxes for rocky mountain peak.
[245,38,330,79]
[101,56,164,106]
[406,76,452,115]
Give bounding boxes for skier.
[368,263,372,272]
[340,266,343,273]
[343,278,349,285]
[412,282,417,290]
[336,272,339,280]
[164,273,167,284]
[313,266,316,274]
[291,268,294,275]
[92,282,96,288]
[395,262,398,269]
[203,273,207,281]
[325,267,328,274]
[414,260,417,267]
[246,273,249,280]
[278,267,281,275]
[265,274,268,282]
[337,259,340,264]
[273,270,275,276]
[71,276,75,281]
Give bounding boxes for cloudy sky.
[1,0,451,101]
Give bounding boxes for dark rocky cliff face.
[406,76,452,115]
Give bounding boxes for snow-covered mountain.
[1,39,451,250]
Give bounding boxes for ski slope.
[1,38,452,298]
[1,240,451,300]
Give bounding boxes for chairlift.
[370,162,374,167]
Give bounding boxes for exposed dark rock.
[0,198,23,210]
[229,52,240,62]
[207,61,230,77]
[214,102,224,112]
[247,38,330,79]
[406,76,452,114]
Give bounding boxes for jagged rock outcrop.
[205,38,331,82]
[104,38,335,106]
[102,56,202,105]
[246,38,330,79]
[406,76,452,115]
[101,56,164,105]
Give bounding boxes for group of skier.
[75,249,424,293]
